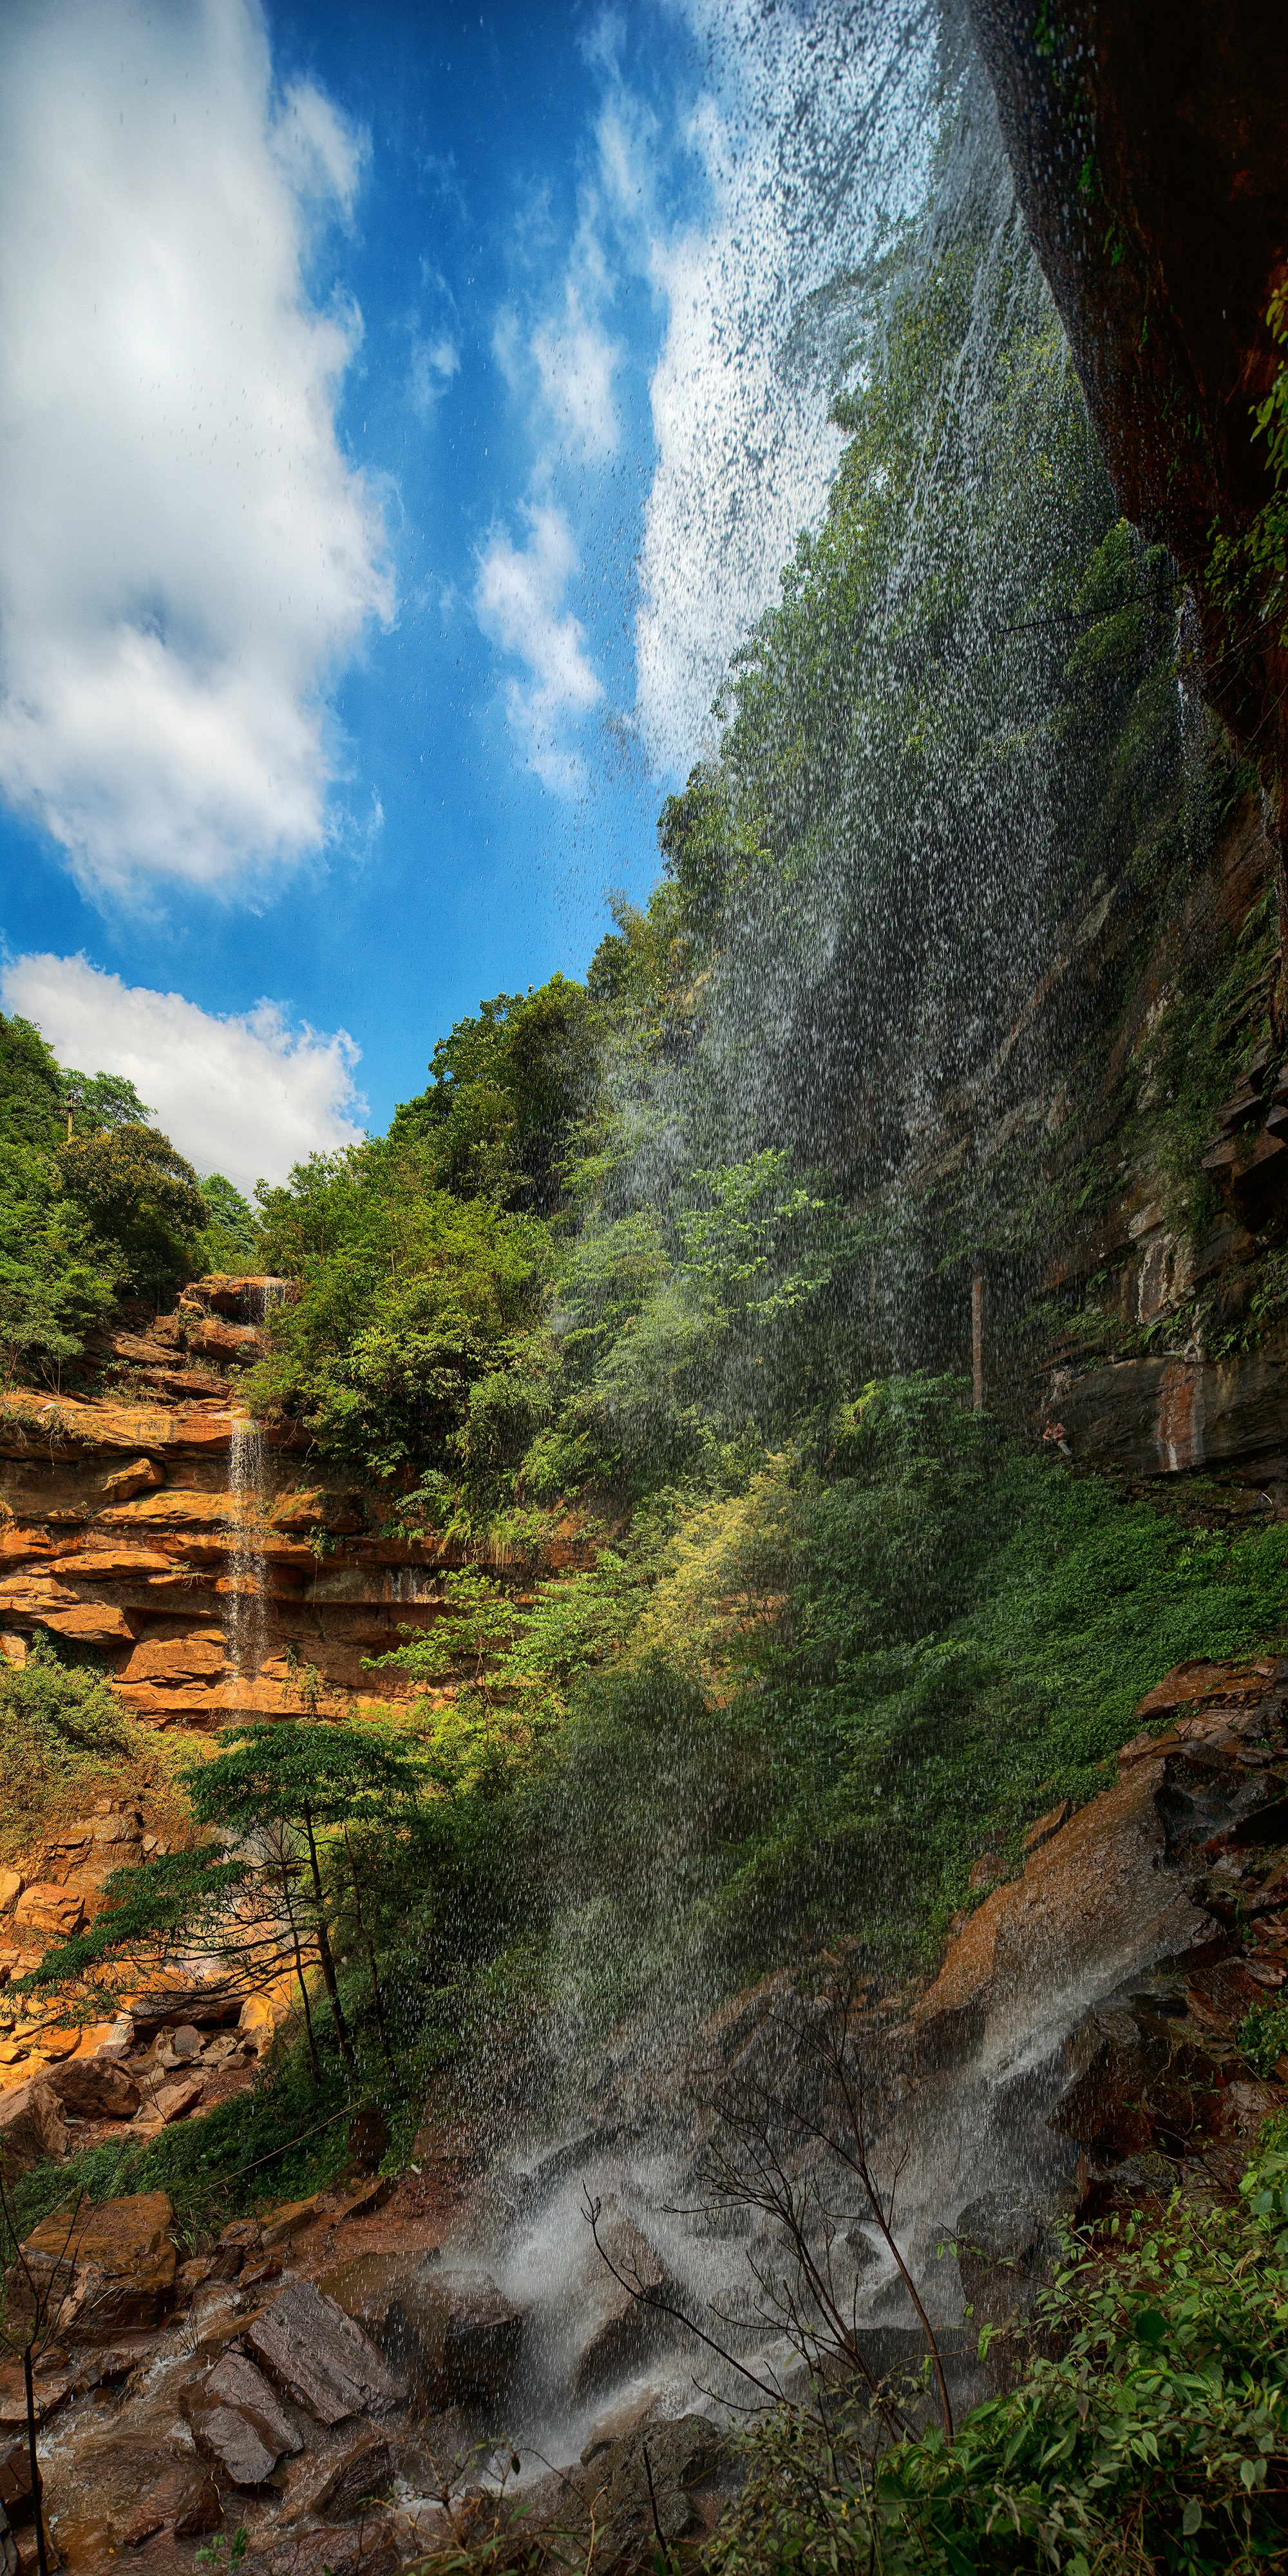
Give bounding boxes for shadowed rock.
[390,2271,524,2408]
[46,2056,141,2119]
[572,2219,672,2400]
[121,2466,222,2547]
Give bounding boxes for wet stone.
[390,2271,524,2409]
[121,2466,223,2547]
[298,2435,395,2522]
[183,2349,305,2486]
[571,2220,671,2400]
[246,2280,407,2425]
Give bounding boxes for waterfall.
[223,1412,269,1707]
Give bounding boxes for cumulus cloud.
[0,0,392,897]
[475,506,603,793]
[1,953,366,1195]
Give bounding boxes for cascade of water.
[223,1413,269,1707]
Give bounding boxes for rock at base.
[572,2221,670,2400]
[300,2436,395,2523]
[246,2282,406,2425]
[265,2527,398,2576]
[0,2081,68,2183]
[576,2413,730,2549]
[11,2190,177,2342]
[184,2350,304,2486]
[134,2076,204,2130]
[391,2272,524,2408]
[46,2056,141,2120]
[121,2467,222,2547]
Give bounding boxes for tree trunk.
[303,1809,356,2070]
[23,2348,48,2576]
[345,1829,394,2072]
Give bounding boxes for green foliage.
[1237,1998,1288,2080]
[536,1381,1288,1993]
[247,1144,549,1482]
[61,1069,155,1132]
[388,973,596,1213]
[59,1122,207,1293]
[196,1171,261,1269]
[710,2125,1288,2575]
[0,1017,123,1387]
[1209,281,1288,653]
[0,1634,140,1859]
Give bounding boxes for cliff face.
[0,1275,582,1734]
[966,0,1288,803]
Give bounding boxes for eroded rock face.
[967,0,1288,786]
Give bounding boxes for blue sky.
[0,0,925,1189]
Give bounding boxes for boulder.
[0,2439,32,2521]
[0,2079,68,2183]
[315,2253,410,2339]
[576,2414,730,2549]
[572,2221,671,2399]
[135,2076,204,2129]
[390,2271,523,2408]
[0,1875,20,1915]
[9,2190,176,2340]
[12,1885,84,1942]
[245,2281,407,2425]
[300,2436,395,2522]
[183,2350,304,2486]
[45,2057,141,2120]
[121,2467,222,2547]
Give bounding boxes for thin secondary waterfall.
[223,1412,269,1706]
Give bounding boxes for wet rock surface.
[245,2282,408,2425]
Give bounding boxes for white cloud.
[1,953,366,1195]
[474,506,602,793]
[0,0,392,898]
[531,298,621,461]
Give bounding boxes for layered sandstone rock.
[0,1275,594,1733]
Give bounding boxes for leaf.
[1182,2500,1202,2535]
[1135,2309,1167,2345]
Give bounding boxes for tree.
[197,1173,261,1269]
[183,1724,422,2076]
[59,1122,207,1292]
[25,1723,424,2087]
[59,1069,155,1133]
